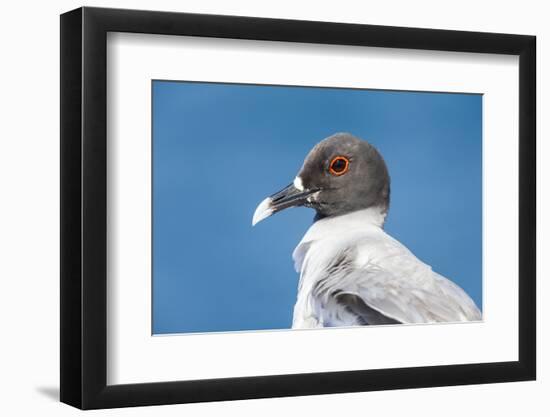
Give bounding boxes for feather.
[291,208,481,328]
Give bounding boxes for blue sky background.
[152,81,482,334]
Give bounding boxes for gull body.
[253,133,481,328]
[291,207,480,327]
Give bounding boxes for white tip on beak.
[252,197,273,226]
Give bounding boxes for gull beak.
[252,181,318,226]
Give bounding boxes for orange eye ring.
[329,156,350,176]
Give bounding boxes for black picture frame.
[60,6,536,410]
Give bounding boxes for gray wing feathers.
[335,293,401,325]
[314,244,481,325]
[352,267,480,323]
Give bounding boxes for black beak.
[252,182,318,226]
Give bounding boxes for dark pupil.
[332,158,346,172]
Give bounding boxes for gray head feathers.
[252,132,390,226]
[297,132,390,220]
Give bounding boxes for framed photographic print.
[60,6,536,409]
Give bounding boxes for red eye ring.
[329,156,350,176]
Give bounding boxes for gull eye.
[329,156,350,176]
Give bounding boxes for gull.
[252,132,481,328]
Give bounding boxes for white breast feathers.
[291,208,481,328]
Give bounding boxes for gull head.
[252,132,390,225]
